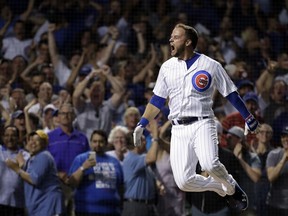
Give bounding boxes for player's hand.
[133,124,145,147]
[244,114,260,136]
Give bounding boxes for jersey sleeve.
[214,63,238,97]
[153,65,168,99]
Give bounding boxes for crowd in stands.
[0,0,288,216]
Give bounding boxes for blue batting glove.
[244,114,260,135]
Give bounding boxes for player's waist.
[171,116,210,125]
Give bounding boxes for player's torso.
[160,55,231,118]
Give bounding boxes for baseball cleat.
[225,183,249,212]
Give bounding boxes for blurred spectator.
[73,65,125,137]
[0,125,28,216]
[10,88,27,111]
[226,126,261,215]
[69,130,124,216]
[271,100,288,146]
[251,124,274,216]
[121,130,159,216]
[106,125,129,165]
[5,110,26,147]
[42,103,59,133]
[152,120,185,216]
[1,20,32,60]
[213,15,243,64]
[23,71,45,103]
[27,81,54,116]
[266,125,288,216]
[262,78,287,125]
[5,130,64,216]
[123,107,141,132]
[48,103,90,216]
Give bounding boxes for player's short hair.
[175,23,198,49]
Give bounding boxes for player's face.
[169,27,187,58]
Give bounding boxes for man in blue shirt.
[69,130,123,216]
[48,103,90,216]
[122,124,159,216]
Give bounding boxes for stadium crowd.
[0,0,288,216]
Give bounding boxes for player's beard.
[172,44,186,59]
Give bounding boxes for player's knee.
[174,174,196,191]
[201,158,221,174]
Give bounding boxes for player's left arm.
[226,91,260,134]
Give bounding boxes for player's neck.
[181,51,196,61]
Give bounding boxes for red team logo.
[192,70,211,92]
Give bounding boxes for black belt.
[124,198,155,205]
[171,116,209,125]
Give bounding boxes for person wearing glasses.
[251,124,274,216]
[48,103,90,216]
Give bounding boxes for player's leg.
[193,118,236,195]
[170,123,226,197]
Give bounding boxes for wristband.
[80,166,85,172]
[139,117,149,128]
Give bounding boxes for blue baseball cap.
[281,125,288,135]
[79,66,92,76]
[243,92,258,103]
[236,79,254,89]
[12,110,24,119]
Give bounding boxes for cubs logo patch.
[192,70,211,92]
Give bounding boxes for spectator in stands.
[251,123,274,216]
[28,81,54,116]
[1,20,32,60]
[106,125,129,165]
[0,125,28,216]
[73,65,125,137]
[266,125,288,216]
[5,129,64,216]
[226,126,261,215]
[151,120,185,216]
[48,103,90,216]
[121,130,159,216]
[69,130,124,216]
[5,110,27,147]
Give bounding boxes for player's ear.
[186,39,192,46]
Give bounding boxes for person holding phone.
[69,130,124,216]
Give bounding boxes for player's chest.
[165,65,214,93]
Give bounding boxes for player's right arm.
[133,95,166,146]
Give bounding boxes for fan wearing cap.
[226,126,261,213]
[266,126,288,215]
[5,110,27,147]
[6,130,64,216]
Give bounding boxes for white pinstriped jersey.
[153,54,237,119]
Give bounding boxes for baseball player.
[133,23,260,212]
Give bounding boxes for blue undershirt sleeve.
[226,91,251,119]
[149,94,166,109]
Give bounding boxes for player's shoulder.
[198,53,221,66]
